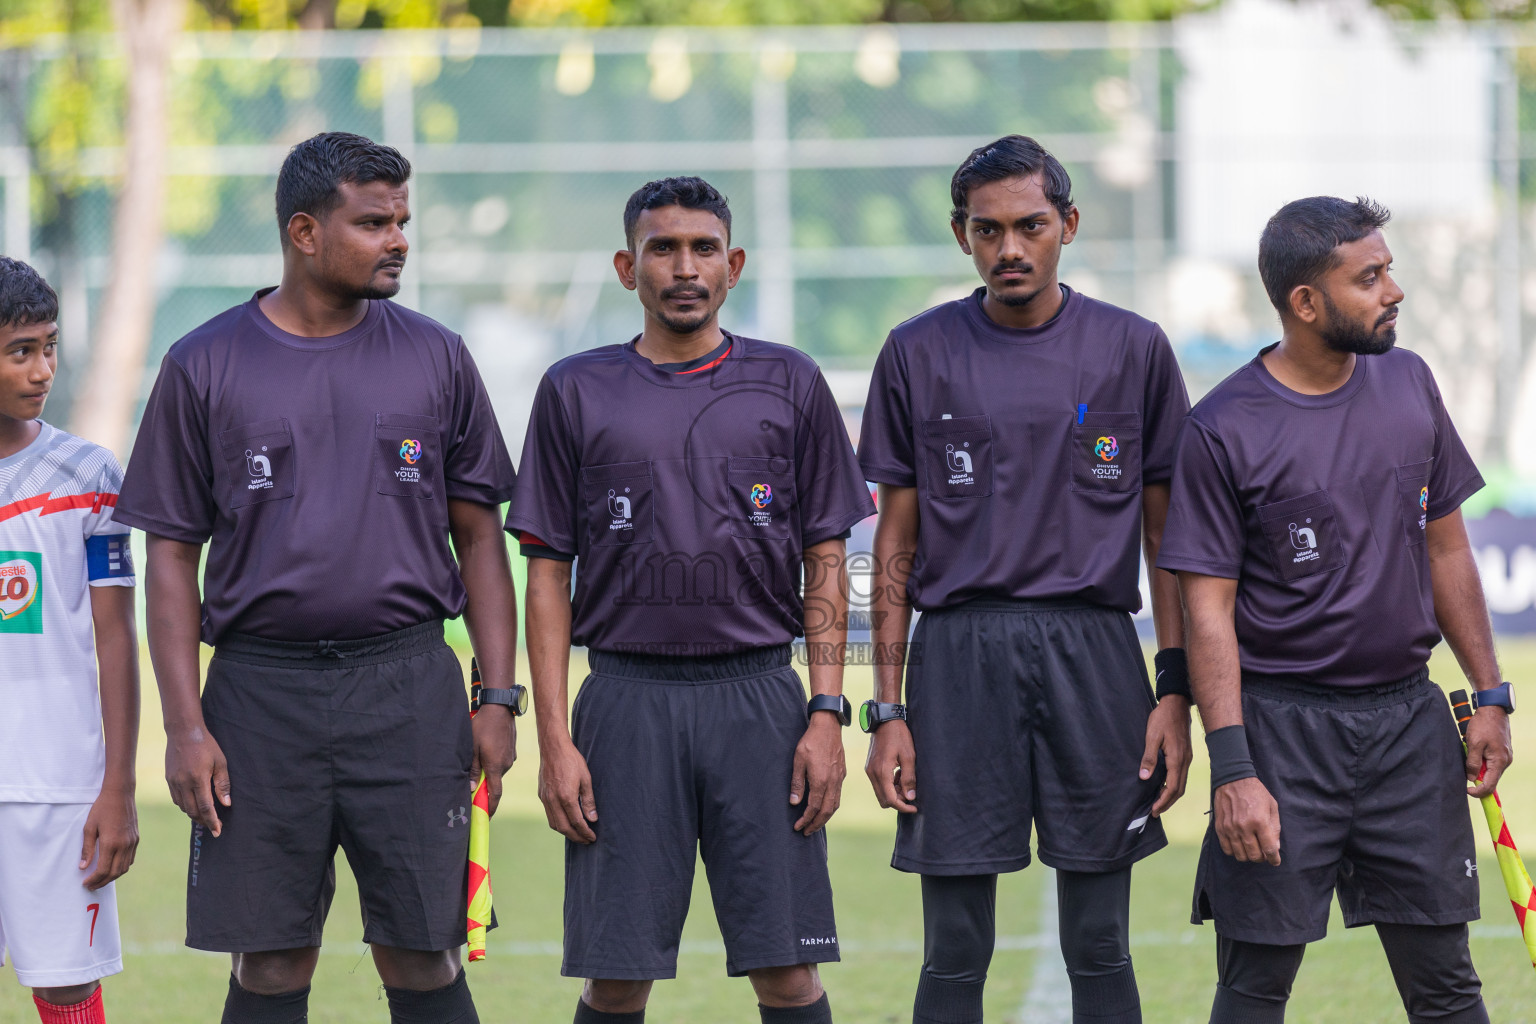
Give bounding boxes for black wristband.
[1206,724,1257,788]
[1153,647,1191,701]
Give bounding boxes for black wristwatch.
[476,685,529,716]
[1472,681,1516,715]
[469,656,529,716]
[859,700,907,733]
[808,694,853,726]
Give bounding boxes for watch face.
[859,702,873,733]
[514,686,530,716]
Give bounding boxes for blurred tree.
[70,0,186,454]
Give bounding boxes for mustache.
[661,284,709,301]
[376,256,406,271]
[991,262,1032,277]
[1376,306,1399,328]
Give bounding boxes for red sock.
[33,986,105,1024]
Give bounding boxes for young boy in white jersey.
[0,257,138,1024]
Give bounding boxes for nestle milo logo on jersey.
[0,550,42,633]
[1092,435,1122,480]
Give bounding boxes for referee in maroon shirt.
[115,133,517,1024]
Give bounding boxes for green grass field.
[6,643,1536,1022]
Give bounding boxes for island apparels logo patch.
[608,487,634,534]
[396,439,423,484]
[1288,517,1320,567]
[245,447,273,491]
[0,550,42,633]
[945,443,974,487]
[1419,485,1429,531]
[748,482,775,527]
[1091,435,1122,481]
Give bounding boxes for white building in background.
[1174,0,1494,265]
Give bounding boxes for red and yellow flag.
[1451,690,1536,971]
[467,771,493,962]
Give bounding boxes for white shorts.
[0,803,122,987]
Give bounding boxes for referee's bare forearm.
[145,536,206,731]
[1179,571,1243,732]
[871,484,918,703]
[525,556,575,745]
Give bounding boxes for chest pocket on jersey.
[1257,490,1347,583]
[582,461,653,547]
[376,413,441,501]
[920,416,993,499]
[1070,413,1142,494]
[728,456,798,541]
[218,418,295,510]
[1394,459,1433,548]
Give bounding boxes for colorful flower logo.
[1420,486,1428,512]
[400,439,422,465]
[1095,435,1119,462]
[750,483,773,509]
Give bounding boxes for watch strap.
[1472,681,1515,714]
[478,685,529,716]
[860,700,907,733]
[808,693,852,727]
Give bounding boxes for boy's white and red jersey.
[0,421,134,803]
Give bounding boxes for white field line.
[1015,869,1072,1024]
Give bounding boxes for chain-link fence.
[2,10,1535,495]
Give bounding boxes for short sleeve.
[1156,419,1246,579]
[444,341,517,505]
[86,455,134,587]
[1141,327,1191,484]
[114,355,216,544]
[857,335,916,487]
[504,375,580,556]
[796,371,877,547]
[1425,371,1483,521]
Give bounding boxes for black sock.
[913,975,984,1024]
[573,1000,645,1023]
[1067,963,1141,1021]
[384,969,479,1024]
[220,975,309,1024]
[759,993,832,1024]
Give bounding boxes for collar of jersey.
[1249,342,1372,409]
[244,287,385,352]
[959,284,1080,345]
[623,330,745,388]
[0,420,53,472]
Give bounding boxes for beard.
[1319,291,1396,355]
[651,283,714,333]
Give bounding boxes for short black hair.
[623,177,732,250]
[1258,196,1392,315]
[275,132,411,245]
[951,135,1074,225]
[0,257,59,331]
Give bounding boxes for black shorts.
[186,621,474,953]
[563,646,839,980]
[894,599,1168,875]
[1192,669,1479,945]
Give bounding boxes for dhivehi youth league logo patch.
[396,439,423,484]
[1090,435,1123,481]
[0,551,42,633]
[749,482,775,527]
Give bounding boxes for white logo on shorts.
[447,806,468,828]
[1466,859,1477,877]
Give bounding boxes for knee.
[233,948,320,995]
[370,944,461,991]
[749,965,824,1007]
[32,983,100,1007]
[584,979,653,1014]
[1059,913,1130,977]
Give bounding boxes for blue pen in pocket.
[1077,403,1087,425]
